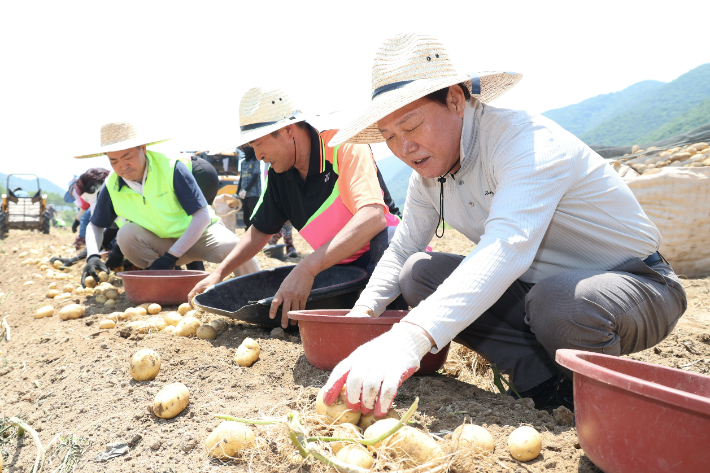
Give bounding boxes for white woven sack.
[211,194,237,232]
[624,167,710,278]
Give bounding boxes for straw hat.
[75,122,170,159]
[329,33,523,146]
[234,87,308,147]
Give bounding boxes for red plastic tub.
[556,349,710,473]
[288,309,450,375]
[116,270,209,306]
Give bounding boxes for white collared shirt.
[356,99,661,351]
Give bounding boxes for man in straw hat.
[187,87,403,328]
[74,122,259,286]
[321,33,687,416]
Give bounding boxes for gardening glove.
[148,252,179,270]
[81,255,109,288]
[71,219,80,233]
[238,190,247,199]
[50,256,78,267]
[105,246,125,272]
[323,323,432,417]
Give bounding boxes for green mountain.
[377,156,412,210]
[543,63,710,147]
[543,80,664,136]
[0,173,66,195]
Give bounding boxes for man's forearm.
[300,204,386,276]
[168,207,211,257]
[212,226,272,278]
[85,222,105,257]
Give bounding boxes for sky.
[2,0,709,190]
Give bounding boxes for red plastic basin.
[116,270,209,306]
[556,349,710,473]
[288,309,450,375]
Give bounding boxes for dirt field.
[0,228,708,473]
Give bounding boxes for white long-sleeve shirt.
[356,99,661,352]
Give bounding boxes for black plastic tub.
[193,265,369,328]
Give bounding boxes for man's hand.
[50,256,77,267]
[322,323,432,417]
[238,190,247,200]
[104,246,125,272]
[187,272,222,307]
[71,219,80,233]
[345,305,375,317]
[81,255,109,288]
[269,265,316,329]
[148,253,179,270]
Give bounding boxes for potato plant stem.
[212,415,281,425]
[8,417,44,473]
[491,363,520,398]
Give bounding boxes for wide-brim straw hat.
[234,87,309,148]
[75,122,170,159]
[329,33,523,146]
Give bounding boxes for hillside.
[0,172,65,195]
[377,156,412,209]
[543,63,710,147]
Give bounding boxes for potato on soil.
[99,319,116,329]
[104,289,119,300]
[209,318,228,332]
[316,386,360,425]
[451,424,494,454]
[62,284,74,293]
[178,303,191,315]
[205,421,256,459]
[153,382,189,419]
[365,420,443,467]
[53,260,63,269]
[234,338,261,367]
[84,276,97,288]
[48,282,58,290]
[34,305,55,318]
[358,409,400,430]
[46,289,60,298]
[95,294,107,304]
[508,426,541,462]
[98,271,109,282]
[104,299,116,307]
[336,443,373,469]
[174,316,200,337]
[164,311,182,326]
[59,304,86,320]
[331,423,363,454]
[74,287,85,296]
[130,348,161,381]
[164,325,175,333]
[107,312,121,322]
[145,316,167,331]
[55,292,72,301]
[196,324,217,340]
[148,303,161,315]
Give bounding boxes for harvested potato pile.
[612,141,710,175]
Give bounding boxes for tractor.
[0,174,51,239]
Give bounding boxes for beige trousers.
[116,221,260,275]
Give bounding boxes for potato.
[145,316,167,331]
[99,319,116,329]
[53,260,63,269]
[98,282,114,290]
[130,348,161,381]
[196,324,217,340]
[138,303,152,310]
[508,426,541,462]
[365,420,443,466]
[331,423,363,454]
[98,271,109,282]
[55,273,68,280]
[116,311,128,321]
[336,443,373,469]
[55,292,72,301]
[104,299,116,307]
[451,424,495,454]
[129,307,148,317]
[39,264,48,270]
[234,338,261,367]
[74,287,85,296]
[126,321,148,333]
[34,305,55,318]
[164,325,175,333]
[23,280,34,286]
[59,304,86,320]
[209,318,228,333]
[174,316,200,337]
[107,312,121,322]
[84,276,97,288]
[153,382,189,419]
[358,409,400,430]
[46,289,60,298]
[48,282,58,290]
[62,284,74,293]
[164,311,182,326]
[177,303,191,315]
[104,289,119,300]
[316,386,360,425]
[205,421,256,459]
[148,303,162,315]
[95,295,107,304]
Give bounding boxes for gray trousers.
[400,252,687,391]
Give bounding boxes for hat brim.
[231,113,310,149]
[329,72,523,146]
[74,138,171,159]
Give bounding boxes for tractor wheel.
[0,211,7,239]
[41,211,51,234]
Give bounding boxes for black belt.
[643,252,664,266]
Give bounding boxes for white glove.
[238,190,247,199]
[322,323,431,417]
